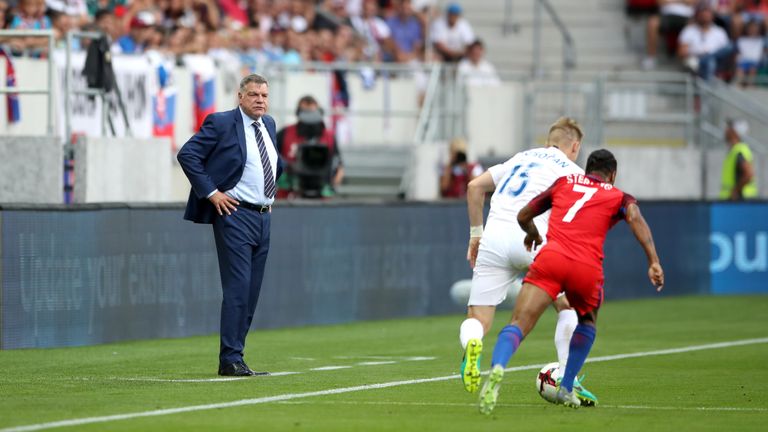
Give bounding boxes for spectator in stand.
[276,95,344,198]
[165,25,192,56]
[287,28,312,61]
[720,119,758,200]
[275,0,309,33]
[350,0,393,61]
[430,2,475,62]
[8,0,52,56]
[732,0,768,37]
[709,0,737,36]
[114,10,154,54]
[246,0,273,35]
[94,8,122,43]
[46,0,89,26]
[678,2,732,79]
[386,0,423,63]
[86,0,127,17]
[312,0,343,31]
[0,0,7,29]
[457,39,501,86]
[643,0,695,70]
[346,0,363,18]
[440,138,484,198]
[50,9,81,50]
[735,18,766,85]
[328,0,352,24]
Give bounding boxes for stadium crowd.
[0,0,491,69]
[632,0,768,86]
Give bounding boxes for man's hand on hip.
[209,191,239,216]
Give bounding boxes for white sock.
[554,309,578,376]
[459,318,484,349]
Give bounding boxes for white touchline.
[357,361,397,366]
[2,337,767,432]
[309,366,352,371]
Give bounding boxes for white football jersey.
[485,147,584,233]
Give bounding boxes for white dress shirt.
[223,108,278,206]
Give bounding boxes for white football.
[449,276,523,307]
[535,362,560,404]
[449,279,473,306]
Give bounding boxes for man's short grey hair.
[240,74,269,92]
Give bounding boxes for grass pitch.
[1,295,767,431]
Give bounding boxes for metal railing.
[532,0,576,113]
[697,78,768,154]
[519,71,701,150]
[260,61,428,140]
[0,29,55,135]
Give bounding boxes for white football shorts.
[468,224,541,306]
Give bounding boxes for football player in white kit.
[459,117,597,406]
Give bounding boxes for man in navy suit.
[177,73,283,376]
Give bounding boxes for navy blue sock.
[490,325,524,368]
[561,323,597,392]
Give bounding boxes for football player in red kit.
[478,149,664,414]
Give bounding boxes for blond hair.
[546,117,583,148]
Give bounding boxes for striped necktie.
[252,121,276,199]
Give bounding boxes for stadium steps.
[335,146,411,199]
[454,0,644,75]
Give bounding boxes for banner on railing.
[54,52,156,139]
[184,54,216,132]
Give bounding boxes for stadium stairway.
[335,146,411,199]
[452,0,696,147]
[455,0,640,77]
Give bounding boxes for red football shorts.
[523,249,604,315]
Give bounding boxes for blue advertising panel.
[710,203,768,294]
[603,202,711,300]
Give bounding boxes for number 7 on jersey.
[562,185,598,222]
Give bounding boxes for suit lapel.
[233,108,247,161]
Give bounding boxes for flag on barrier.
[193,73,215,131]
[152,63,177,151]
[185,54,217,132]
[2,48,20,123]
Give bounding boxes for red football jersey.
[527,173,637,269]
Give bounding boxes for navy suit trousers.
[212,207,271,365]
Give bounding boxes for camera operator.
[276,95,344,198]
[440,137,483,198]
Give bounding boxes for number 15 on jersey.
[498,162,540,197]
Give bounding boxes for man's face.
[363,0,377,18]
[447,12,459,26]
[239,82,269,119]
[468,44,483,62]
[696,9,713,26]
[399,0,413,15]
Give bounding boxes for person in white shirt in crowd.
[678,2,732,80]
[735,19,766,86]
[430,2,474,62]
[457,39,501,86]
[46,0,89,27]
[643,0,695,70]
[350,0,394,61]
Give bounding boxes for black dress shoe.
[218,362,255,376]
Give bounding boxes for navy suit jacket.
[177,108,284,224]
